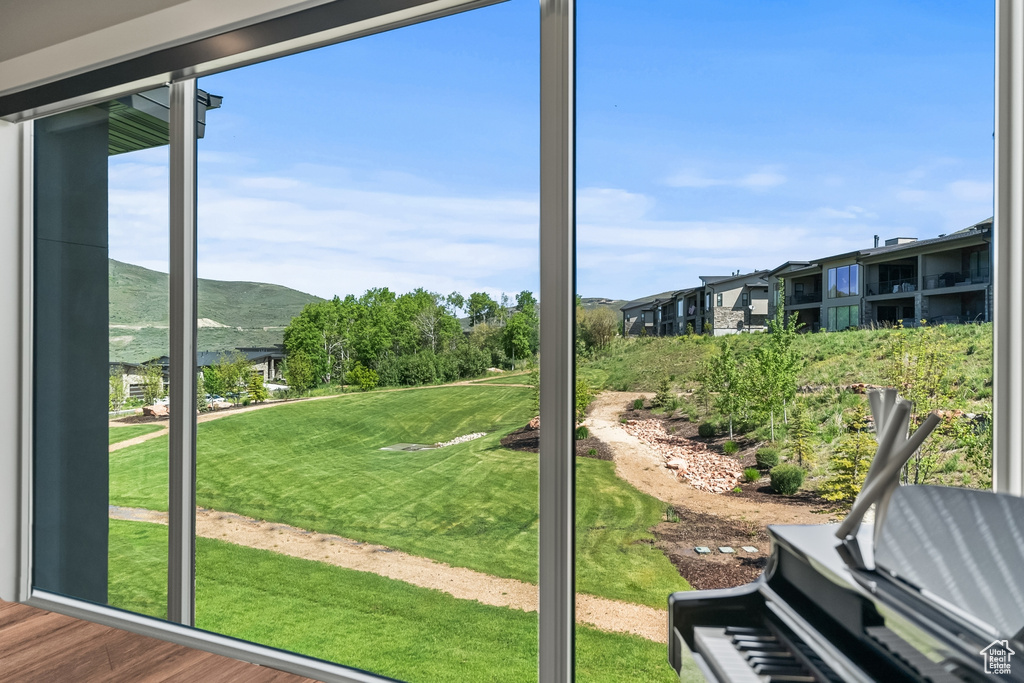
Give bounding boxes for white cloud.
[108,156,540,299]
[665,166,787,190]
[946,179,992,202]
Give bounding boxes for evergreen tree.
[820,405,875,507]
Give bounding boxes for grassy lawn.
[110,385,685,607]
[108,424,164,446]
[109,520,693,683]
[469,372,533,385]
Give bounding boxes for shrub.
[587,448,597,456]
[632,398,644,410]
[697,422,716,438]
[755,447,780,470]
[347,363,379,392]
[743,467,761,482]
[575,425,590,440]
[722,440,739,455]
[770,464,806,495]
[575,378,595,422]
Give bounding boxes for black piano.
[669,486,1024,682]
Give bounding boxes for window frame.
[1,2,1023,683]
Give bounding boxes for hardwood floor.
[0,600,321,682]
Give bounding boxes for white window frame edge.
[993,0,1024,496]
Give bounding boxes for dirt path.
[587,391,825,526]
[109,505,665,643]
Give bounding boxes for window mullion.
[168,78,199,626]
[539,0,575,681]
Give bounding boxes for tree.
[467,292,498,326]
[196,373,208,412]
[515,290,540,354]
[210,353,251,405]
[883,322,957,483]
[283,297,356,386]
[703,341,742,438]
[141,363,164,405]
[580,306,618,351]
[503,312,533,368]
[109,366,127,412]
[788,399,815,467]
[247,371,269,403]
[820,405,875,507]
[282,352,316,393]
[747,305,802,440]
[575,378,594,423]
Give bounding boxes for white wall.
[0,0,331,96]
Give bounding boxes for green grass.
[109,520,691,683]
[110,385,685,607]
[579,324,993,400]
[470,373,533,385]
[108,424,163,445]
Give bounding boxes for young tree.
[704,342,742,438]
[109,365,127,412]
[196,372,208,412]
[884,322,957,483]
[141,363,164,405]
[788,399,815,467]
[820,405,875,508]
[282,352,316,393]
[247,371,269,403]
[347,362,379,392]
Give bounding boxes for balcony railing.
[923,270,991,290]
[785,292,822,306]
[866,277,917,296]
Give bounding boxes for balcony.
[923,269,991,290]
[866,277,917,297]
[786,292,822,306]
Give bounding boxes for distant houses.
[622,217,993,336]
[111,345,287,396]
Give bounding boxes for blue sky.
[109,0,995,304]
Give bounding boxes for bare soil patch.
[109,505,665,642]
[499,425,615,461]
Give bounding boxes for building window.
[716,293,723,307]
[827,305,860,331]
[741,292,749,307]
[827,264,859,298]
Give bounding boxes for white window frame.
[1,2,1023,683]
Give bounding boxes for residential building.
[767,218,992,332]
[701,271,771,336]
[620,290,674,337]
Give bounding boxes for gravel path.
[109,505,665,643]
[587,391,824,526]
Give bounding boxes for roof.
[766,261,811,277]
[809,219,992,266]
[701,270,770,288]
[619,290,678,311]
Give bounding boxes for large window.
[828,264,859,298]
[7,1,1020,682]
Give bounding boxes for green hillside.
[109,259,322,362]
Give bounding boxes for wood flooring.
[0,600,320,682]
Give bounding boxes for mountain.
[109,259,322,362]
[580,297,627,315]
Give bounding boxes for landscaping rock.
[528,416,540,430]
[435,432,486,448]
[142,404,168,417]
[621,419,742,494]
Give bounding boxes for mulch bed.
[652,509,771,590]
[113,414,167,425]
[499,426,615,460]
